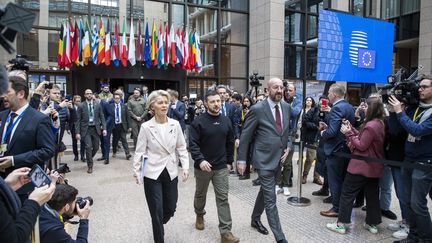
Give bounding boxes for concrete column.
[249,0,284,88]
[38,0,49,68]
[331,0,349,12]
[119,0,127,21]
[419,0,432,75]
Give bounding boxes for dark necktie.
[275,105,282,133]
[6,113,18,144]
[116,104,120,123]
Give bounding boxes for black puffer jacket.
[300,106,320,144]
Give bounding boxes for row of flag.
[57,17,203,72]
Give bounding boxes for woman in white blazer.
[133,90,189,243]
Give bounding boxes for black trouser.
[338,172,381,225]
[112,124,130,155]
[84,126,99,168]
[144,168,178,243]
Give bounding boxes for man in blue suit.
[0,76,55,199]
[95,93,114,165]
[168,90,186,133]
[319,83,355,217]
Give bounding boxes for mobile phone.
[360,98,366,104]
[321,99,328,108]
[29,164,51,188]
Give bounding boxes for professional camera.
[249,71,264,87]
[54,163,71,174]
[8,54,30,71]
[380,66,423,106]
[74,196,94,213]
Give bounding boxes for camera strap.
[413,107,432,124]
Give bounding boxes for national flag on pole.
[135,19,143,61]
[57,23,64,67]
[151,20,157,67]
[83,20,91,65]
[182,27,189,70]
[68,20,75,65]
[64,21,72,67]
[61,22,67,68]
[97,18,105,64]
[120,18,128,67]
[128,17,136,66]
[91,19,99,64]
[170,24,176,67]
[112,19,120,67]
[143,21,151,68]
[157,22,164,69]
[175,27,183,67]
[77,20,84,66]
[71,20,79,65]
[163,23,169,67]
[194,32,202,72]
[189,30,196,70]
[105,18,111,66]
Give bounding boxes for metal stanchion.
[287,141,311,206]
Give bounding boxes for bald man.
[75,89,107,174]
[237,78,292,243]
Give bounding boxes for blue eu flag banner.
[317,10,394,84]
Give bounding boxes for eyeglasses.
[419,85,432,90]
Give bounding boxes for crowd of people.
[1,67,432,243]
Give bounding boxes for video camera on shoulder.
[380,65,423,106]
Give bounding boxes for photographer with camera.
[39,184,91,243]
[387,75,432,243]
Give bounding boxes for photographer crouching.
[39,184,92,243]
[388,75,432,243]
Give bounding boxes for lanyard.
[413,107,426,122]
[2,108,28,144]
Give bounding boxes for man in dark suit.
[237,78,291,243]
[216,85,236,125]
[95,93,114,165]
[319,83,355,217]
[70,95,86,161]
[0,76,55,197]
[75,89,107,174]
[167,90,186,132]
[111,94,131,159]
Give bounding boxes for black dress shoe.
[81,157,86,162]
[323,196,332,204]
[252,179,260,186]
[251,220,269,235]
[277,239,288,243]
[74,155,78,161]
[382,209,397,220]
[353,202,364,208]
[239,174,250,180]
[97,157,105,161]
[126,153,132,160]
[312,188,329,196]
[104,159,109,165]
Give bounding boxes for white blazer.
[133,117,189,180]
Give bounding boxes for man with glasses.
[388,75,432,243]
[75,89,107,174]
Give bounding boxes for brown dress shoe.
[87,167,93,174]
[320,209,338,217]
[195,215,204,230]
[313,177,323,185]
[221,232,240,243]
[302,175,307,184]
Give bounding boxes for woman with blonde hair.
[133,90,189,243]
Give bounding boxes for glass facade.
[381,0,420,41]
[14,0,249,98]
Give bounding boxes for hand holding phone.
[321,99,328,109]
[29,164,52,188]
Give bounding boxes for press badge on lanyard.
[408,107,425,143]
[0,111,26,156]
